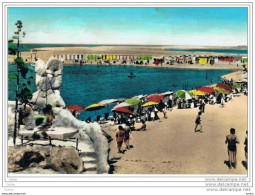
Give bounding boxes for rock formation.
[27,57,110,173]
[8,146,82,174]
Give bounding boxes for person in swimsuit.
[116,126,125,153]
[194,111,202,132]
[124,123,132,150]
[225,128,240,168]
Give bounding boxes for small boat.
[128,71,136,78]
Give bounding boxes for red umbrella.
[216,83,232,93]
[196,86,215,94]
[112,107,133,115]
[146,94,164,103]
[67,105,85,111]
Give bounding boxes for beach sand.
[102,94,248,174]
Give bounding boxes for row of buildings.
[52,54,248,65]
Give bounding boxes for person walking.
[225,128,240,168]
[116,126,125,153]
[194,111,202,132]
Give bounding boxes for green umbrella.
[124,97,141,106]
[232,84,242,89]
[176,90,193,100]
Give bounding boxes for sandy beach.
[9,46,246,70]
[102,93,247,174]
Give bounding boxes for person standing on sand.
[116,126,125,153]
[124,123,132,150]
[244,130,248,165]
[225,128,240,169]
[194,111,202,132]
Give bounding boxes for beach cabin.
[197,56,210,64]
[153,57,164,65]
[192,55,196,64]
[242,57,248,63]
[218,56,235,63]
[102,55,117,61]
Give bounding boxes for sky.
[8,7,248,46]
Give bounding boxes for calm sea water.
[8,64,233,120]
[19,44,101,52]
[167,48,247,55]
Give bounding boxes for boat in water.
[128,71,136,78]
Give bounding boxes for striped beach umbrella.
[176,90,193,100]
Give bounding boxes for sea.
[8,64,233,121]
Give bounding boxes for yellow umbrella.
[190,90,205,96]
[85,103,105,111]
[214,87,230,95]
[142,101,159,107]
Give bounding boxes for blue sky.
[8,7,248,46]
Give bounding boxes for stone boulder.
[8,146,82,174]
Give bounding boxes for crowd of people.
[112,79,248,169]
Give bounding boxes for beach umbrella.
[98,99,118,105]
[112,106,133,115]
[190,90,205,96]
[85,103,105,111]
[67,105,85,111]
[196,86,215,94]
[176,90,193,100]
[133,95,146,99]
[232,84,242,89]
[214,87,230,95]
[125,97,141,106]
[142,101,159,107]
[146,94,164,103]
[161,91,174,96]
[216,83,232,93]
[112,102,131,109]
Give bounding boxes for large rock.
[8,146,82,174]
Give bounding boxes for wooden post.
[76,138,78,151]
